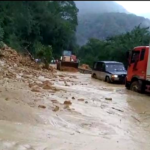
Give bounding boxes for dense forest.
[77,13,150,45]
[0,1,150,68]
[0,1,78,59]
[78,26,150,67]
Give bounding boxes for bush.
[0,26,4,41]
[8,34,22,51]
[36,44,53,69]
[0,41,4,49]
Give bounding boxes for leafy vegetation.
[0,1,78,58]
[36,44,53,69]
[76,13,150,45]
[78,26,150,68]
[0,1,150,70]
[75,1,150,46]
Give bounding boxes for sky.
[116,1,150,15]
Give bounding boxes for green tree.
[78,26,150,67]
[36,44,53,69]
[0,1,78,58]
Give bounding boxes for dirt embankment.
[79,64,91,70]
[0,46,59,124]
[0,46,79,125]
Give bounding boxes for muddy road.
[0,72,150,150]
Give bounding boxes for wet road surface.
[0,72,150,150]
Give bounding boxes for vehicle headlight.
[112,75,118,78]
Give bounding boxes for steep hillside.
[75,1,128,15]
[77,13,150,45]
[75,1,150,45]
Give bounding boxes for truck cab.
[125,46,150,93]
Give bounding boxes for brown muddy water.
[0,72,150,150]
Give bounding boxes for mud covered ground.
[0,67,150,150]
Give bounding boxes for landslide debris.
[79,64,91,70]
[0,45,79,124]
[0,45,57,81]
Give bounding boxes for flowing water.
[0,73,150,150]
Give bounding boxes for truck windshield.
[106,64,125,72]
[63,51,71,56]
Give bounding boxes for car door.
[127,49,146,81]
[96,62,102,79]
[101,63,106,80]
[93,62,99,78]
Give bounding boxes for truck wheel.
[125,78,130,90]
[125,84,130,90]
[130,80,144,93]
[106,76,111,83]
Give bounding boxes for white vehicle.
[91,61,127,83]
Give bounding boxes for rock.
[105,98,112,101]
[64,81,69,86]
[16,75,22,79]
[64,100,72,105]
[51,100,59,103]
[72,97,75,100]
[39,63,45,69]
[85,101,88,104]
[29,82,35,88]
[14,63,18,68]
[38,105,46,109]
[58,75,65,77]
[23,74,33,79]
[64,105,70,109]
[38,76,45,81]
[78,99,84,101]
[34,81,43,86]
[43,81,52,90]
[42,84,52,90]
[42,80,53,90]
[31,86,41,92]
[5,98,9,101]
[42,80,53,85]
[79,64,91,70]
[53,106,59,112]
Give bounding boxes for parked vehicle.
[125,46,150,93]
[91,61,127,83]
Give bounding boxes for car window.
[131,51,140,63]
[96,62,102,71]
[102,63,105,71]
[140,49,145,61]
[106,64,125,72]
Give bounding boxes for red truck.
[125,46,150,93]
